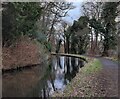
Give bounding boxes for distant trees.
[82,2,103,55]
[2,2,74,52]
[82,1,120,56]
[60,16,90,54]
[70,16,90,54]
[61,21,71,53]
[3,2,119,56]
[101,2,119,56]
[36,2,74,52]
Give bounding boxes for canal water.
[2,56,85,97]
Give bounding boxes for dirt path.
[93,58,119,97]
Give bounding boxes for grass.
[82,58,102,75]
[52,58,102,97]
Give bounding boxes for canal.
[2,56,85,97]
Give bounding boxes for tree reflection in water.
[2,56,84,98]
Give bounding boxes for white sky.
[63,2,83,25]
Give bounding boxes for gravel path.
[93,58,119,97]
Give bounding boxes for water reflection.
[2,56,84,97]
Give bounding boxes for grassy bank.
[81,58,102,75]
[53,58,102,97]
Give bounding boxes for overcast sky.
[63,2,84,25]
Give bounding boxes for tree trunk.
[90,28,94,56]
[102,37,109,56]
[102,27,109,56]
[47,14,57,42]
[95,31,98,55]
[63,29,66,53]
[66,37,70,53]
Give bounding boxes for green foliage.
[2,3,16,46]
[2,2,43,46]
[101,2,118,56]
[101,2,118,35]
[71,16,88,32]
[70,16,90,54]
[13,2,42,36]
[36,32,47,42]
[35,32,51,52]
[89,18,105,33]
[82,59,102,74]
[78,16,89,29]
[44,42,52,52]
[101,2,118,25]
[87,2,119,56]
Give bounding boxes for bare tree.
[82,2,103,55]
[37,2,74,52]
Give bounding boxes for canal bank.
[53,57,119,97]
[2,36,49,70]
[2,55,86,97]
[53,58,103,97]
